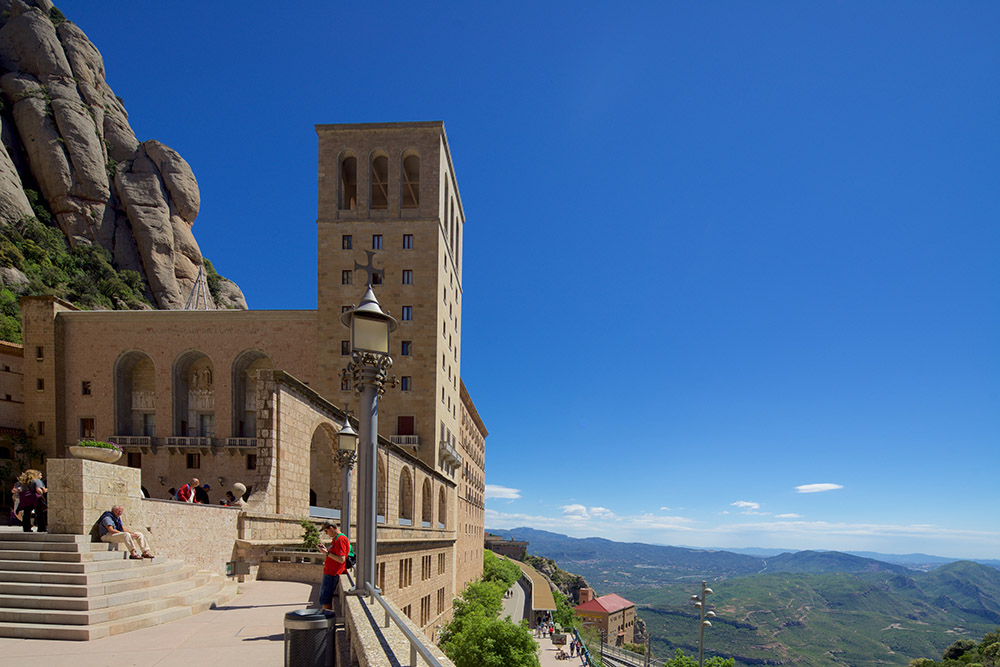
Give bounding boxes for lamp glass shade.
[337,429,357,453]
[351,313,390,354]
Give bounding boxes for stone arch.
[400,149,419,209]
[421,477,432,527]
[310,422,340,510]
[231,350,272,438]
[377,453,387,523]
[438,486,447,529]
[172,350,214,438]
[114,350,155,436]
[340,152,357,210]
[370,150,389,209]
[398,466,413,525]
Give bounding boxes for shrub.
[300,519,321,551]
[75,440,122,451]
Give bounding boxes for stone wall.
[0,341,23,432]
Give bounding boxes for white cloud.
[795,483,843,494]
[560,504,589,518]
[731,500,760,511]
[559,505,618,520]
[590,507,615,519]
[776,513,801,519]
[731,500,768,515]
[485,484,521,500]
[659,506,672,512]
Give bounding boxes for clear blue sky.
[59,2,999,559]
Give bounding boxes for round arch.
[231,349,272,438]
[114,350,155,436]
[309,422,340,510]
[172,350,214,438]
[421,478,433,528]
[398,467,413,525]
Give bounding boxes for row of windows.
[339,153,420,211]
[341,234,413,250]
[340,268,413,286]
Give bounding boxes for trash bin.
[284,608,336,667]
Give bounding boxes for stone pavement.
[0,579,320,666]
[534,627,587,667]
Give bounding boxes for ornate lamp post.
[340,285,397,594]
[690,581,717,667]
[334,412,357,543]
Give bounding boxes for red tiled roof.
[574,593,633,615]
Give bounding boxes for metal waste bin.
[284,608,336,667]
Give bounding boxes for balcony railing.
[390,434,419,449]
[439,440,461,471]
[108,436,153,447]
[224,437,257,448]
[166,436,213,447]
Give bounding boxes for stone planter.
[68,445,122,463]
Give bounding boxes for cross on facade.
[354,250,384,286]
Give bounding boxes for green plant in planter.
[75,440,122,452]
[300,519,321,551]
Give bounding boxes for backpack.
[338,534,356,569]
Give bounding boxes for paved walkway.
[534,627,587,667]
[501,579,526,623]
[0,580,320,666]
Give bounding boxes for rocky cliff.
[0,0,245,313]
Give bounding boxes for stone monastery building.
[14,121,488,635]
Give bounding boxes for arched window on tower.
[371,154,388,209]
[340,155,357,210]
[401,153,419,208]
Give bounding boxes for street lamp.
[334,411,357,543]
[340,285,397,595]
[690,581,717,667]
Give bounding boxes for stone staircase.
[0,531,238,640]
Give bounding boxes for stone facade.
[15,121,486,637]
[0,340,23,433]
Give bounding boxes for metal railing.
[363,581,445,667]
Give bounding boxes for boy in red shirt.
[318,522,350,610]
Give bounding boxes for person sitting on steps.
[98,505,154,560]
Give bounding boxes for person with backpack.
[317,521,351,611]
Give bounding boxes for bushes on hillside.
[908,627,1000,666]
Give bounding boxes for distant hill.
[487,528,1000,665]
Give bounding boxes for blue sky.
[58,2,999,559]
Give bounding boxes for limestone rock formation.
[0,0,246,310]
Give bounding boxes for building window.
[371,155,389,209]
[437,587,445,615]
[35,346,43,360]
[126,452,141,468]
[401,341,411,356]
[401,154,419,208]
[187,453,200,469]
[372,234,383,250]
[340,156,357,210]
[341,377,351,391]
[247,454,257,470]
[438,552,446,575]
[420,594,431,625]
[79,417,95,439]
[399,558,413,588]
[81,381,92,395]
[400,376,411,391]
[371,271,382,286]
[341,341,350,356]
[422,555,432,581]
[402,604,412,620]
[341,305,350,313]
[36,422,44,436]
[402,270,413,285]
[402,234,413,249]
[36,378,44,391]
[341,270,352,285]
[376,562,385,591]
[401,306,412,321]
[342,234,352,249]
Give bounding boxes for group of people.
[166,478,247,508]
[10,469,46,532]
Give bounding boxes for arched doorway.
[231,350,273,439]
[309,423,341,514]
[114,351,155,437]
[173,350,214,439]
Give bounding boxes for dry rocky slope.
[0,0,245,309]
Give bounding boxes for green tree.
[299,519,321,551]
[483,549,521,589]
[944,639,978,660]
[551,587,576,628]
[442,610,539,667]
[663,648,735,667]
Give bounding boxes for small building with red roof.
[574,589,636,645]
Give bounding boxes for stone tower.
[316,122,465,477]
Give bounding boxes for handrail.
[364,581,445,667]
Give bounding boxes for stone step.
[0,540,115,553]
[0,533,89,543]
[0,562,192,599]
[0,574,205,611]
[0,556,151,574]
[0,557,180,586]
[0,549,126,563]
